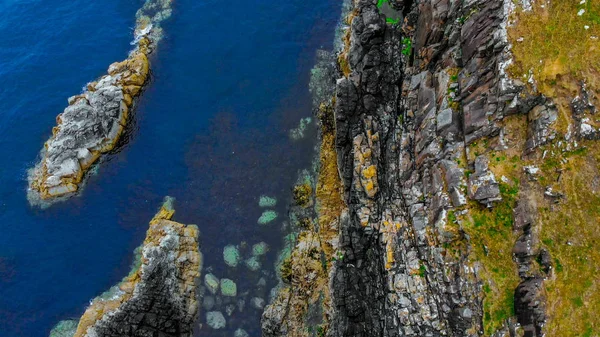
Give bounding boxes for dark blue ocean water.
[0,0,341,335]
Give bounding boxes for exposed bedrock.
[263,0,558,336]
[52,198,201,337]
[27,0,173,205]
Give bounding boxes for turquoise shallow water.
[0,0,341,335]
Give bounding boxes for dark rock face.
[262,0,560,336]
[524,103,557,154]
[327,0,511,335]
[514,278,546,337]
[468,156,501,206]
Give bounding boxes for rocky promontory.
[51,198,201,337]
[28,0,173,204]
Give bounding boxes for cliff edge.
[264,0,600,336]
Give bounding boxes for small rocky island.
[50,198,201,337]
[28,0,173,204]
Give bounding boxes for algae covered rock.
[259,195,277,207]
[244,256,261,271]
[252,242,269,256]
[289,117,313,140]
[220,278,237,297]
[223,245,241,267]
[258,210,278,225]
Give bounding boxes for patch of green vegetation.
[332,250,344,261]
[565,146,588,157]
[386,17,399,24]
[418,264,427,278]
[554,258,563,273]
[316,325,326,337]
[535,141,600,335]
[542,238,554,247]
[447,210,457,223]
[401,37,412,57]
[582,325,595,337]
[571,296,584,308]
[462,179,521,335]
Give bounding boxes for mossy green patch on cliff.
[401,37,412,56]
[463,180,520,335]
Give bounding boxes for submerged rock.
[60,198,201,337]
[206,311,226,329]
[244,256,261,271]
[27,0,173,205]
[234,328,250,337]
[220,278,237,297]
[49,320,78,337]
[251,297,265,310]
[252,242,269,256]
[259,195,277,207]
[205,273,220,294]
[223,245,241,267]
[289,117,313,140]
[258,210,278,225]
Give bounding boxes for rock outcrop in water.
[264,0,600,336]
[52,198,201,337]
[28,0,173,205]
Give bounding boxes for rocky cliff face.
[28,0,173,204]
[51,198,201,337]
[264,0,600,336]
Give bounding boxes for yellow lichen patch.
[381,219,401,270]
[362,165,377,179]
[338,9,357,78]
[268,100,345,336]
[151,203,175,224]
[316,122,345,245]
